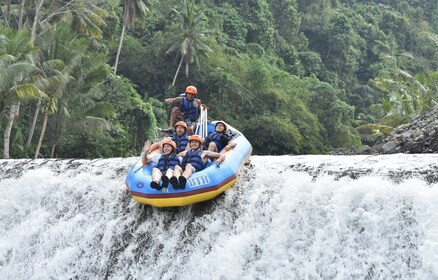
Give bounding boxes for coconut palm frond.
[86,102,116,118]
[397,69,413,79]
[73,116,112,132]
[12,83,40,100]
[42,59,65,72]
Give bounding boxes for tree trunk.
[18,0,26,29]
[50,140,57,158]
[50,107,63,158]
[31,0,44,44]
[4,0,11,27]
[0,103,3,132]
[172,55,184,86]
[114,23,126,75]
[26,99,41,148]
[3,102,20,159]
[34,110,49,159]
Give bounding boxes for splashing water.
[1,155,438,279]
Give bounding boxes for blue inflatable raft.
[125,121,252,207]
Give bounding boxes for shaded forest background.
[0,0,437,158]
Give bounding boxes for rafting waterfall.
[1,154,438,279]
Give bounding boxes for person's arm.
[141,138,171,165]
[164,96,182,105]
[183,141,190,151]
[202,150,226,164]
[221,141,237,153]
[141,152,154,165]
[194,98,202,108]
[203,135,211,150]
[141,140,153,165]
[178,150,188,157]
[150,137,170,152]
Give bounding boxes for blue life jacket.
[180,97,199,122]
[204,132,230,151]
[171,133,189,153]
[182,150,204,171]
[156,153,180,173]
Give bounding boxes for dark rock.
[381,141,397,154]
[332,105,438,155]
[357,145,372,154]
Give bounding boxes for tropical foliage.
[0,0,437,158]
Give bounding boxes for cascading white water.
[1,155,437,280]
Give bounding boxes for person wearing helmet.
[144,121,189,155]
[171,121,190,153]
[141,139,181,190]
[204,121,237,152]
[164,85,203,135]
[173,135,226,189]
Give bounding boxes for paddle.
[133,163,146,173]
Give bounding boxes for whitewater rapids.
[1,154,438,279]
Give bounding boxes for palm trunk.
[50,107,63,158]
[31,0,44,44]
[26,99,41,148]
[50,140,57,158]
[18,0,26,29]
[172,56,184,86]
[114,23,126,75]
[3,102,20,159]
[4,0,11,27]
[0,103,4,132]
[34,110,49,159]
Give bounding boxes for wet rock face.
[332,105,438,155]
[379,106,438,154]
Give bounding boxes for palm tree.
[49,50,108,157]
[32,26,89,159]
[114,0,151,75]
[33,58,73,159]
[1,0,106,42]
[67,0,107,39]
[0,0,103,149]
[166,0,212,86]
[0,28,40,159]
[373,55,438,127]
[28,23,108,158]
[23,1,106,149]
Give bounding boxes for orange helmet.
[161,139,177,153]
[174,121,187,131]
[185,85,197,95]
[188,135,203,144]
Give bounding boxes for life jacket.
[180,96,199,122]
[171,133,189,153]
[182,150,204,171]
[156,153,180,172]
[205,132,230,151]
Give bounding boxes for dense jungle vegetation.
[0,0,437,158]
